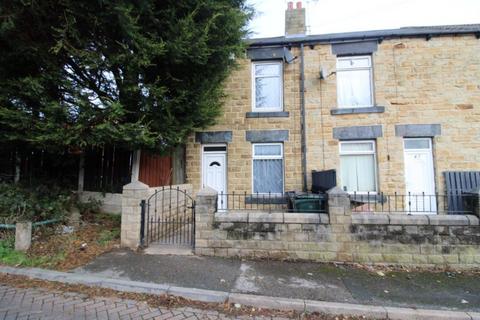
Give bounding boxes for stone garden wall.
[195,187,480,268]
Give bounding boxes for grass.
[0,236,64,267]
[0,212,121,270]
[97,229,121,246]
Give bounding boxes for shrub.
[0,182,74,224]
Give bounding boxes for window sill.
[246,111,289,118]
[330,106,385,115]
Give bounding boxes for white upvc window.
[336,55,374,108]
[339,141,378,193]
[252,61,283,112]
[252,143,284,194]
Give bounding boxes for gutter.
[247,27,480,47]
[299,43,307,192]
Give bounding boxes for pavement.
[1,264,479,320]
[0,284,254,320]
[72,249,480,313]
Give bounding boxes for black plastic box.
[312,169,337,193]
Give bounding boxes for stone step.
[143,244,193,256]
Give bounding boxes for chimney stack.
[285,1,306,37]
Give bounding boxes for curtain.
[253,159,283,193]
[254,144,282,156]
[337,69,372,107]
[340,154,375,192]
[255,77,281,108]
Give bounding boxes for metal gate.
[140,186,195,247]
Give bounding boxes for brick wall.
[185,35,480,199]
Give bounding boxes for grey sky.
[247,0,480,38]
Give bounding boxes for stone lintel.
[333,125,382,140]
[395,124,441,137]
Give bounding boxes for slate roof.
[248,24,480,47]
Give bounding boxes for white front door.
[202,146,227,210]
[403,138,436,214]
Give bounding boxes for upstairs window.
[252,143,284,194]
[252,61,283,112]
[336,56,374,108]
[340,141,377,193]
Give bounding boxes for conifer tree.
[0,0,251,153]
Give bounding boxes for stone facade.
[195,188,480,268]
[185,34,480,200]
[185,55,304,195]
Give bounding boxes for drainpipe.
[300,43,307,192]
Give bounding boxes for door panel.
[403,139,436,214]
[202,151,227,210]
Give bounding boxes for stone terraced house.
[185,1,480,214]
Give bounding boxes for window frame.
[251,143,284,194]
[251,61,284,112]
[336,55,374,109]
[339,140,378,194]
[403,138,432,151]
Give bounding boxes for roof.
[248,24,480,47]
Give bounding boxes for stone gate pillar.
[327,187,353,262]
[194,187,218,255]
[121,181,150,249]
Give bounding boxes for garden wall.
[195,187,480,268]
[79,191,122,214]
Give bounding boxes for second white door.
[403,138,436,214]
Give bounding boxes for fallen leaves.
[0,274,381,320]
[25,214,120,271]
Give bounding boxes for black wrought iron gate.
[140,186,195,247]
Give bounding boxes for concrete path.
[73,249,480,313]
[0,284,252,320]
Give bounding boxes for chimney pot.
[287,2,293,10]
[296,1,302,9]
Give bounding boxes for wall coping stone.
[123,181,149,191]
[389,214,429,225]
[428,215,471,226]
[197,187,218,197]
[214,211,330,224]
[215,212,248,223]
[327,186,348,196]
[351,214,389,225]
[351,213,478,226]
[466,215,480,225]
[249,212,284,223]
